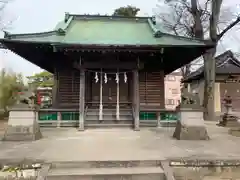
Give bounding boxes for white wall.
[189,80,221,113]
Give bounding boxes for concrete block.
[3,110,42,141]
[173,110,209,140]
[228,127,240,137]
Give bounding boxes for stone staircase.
[85,107,134,128]
[46,160,167,180]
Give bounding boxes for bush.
[0,69,25,115]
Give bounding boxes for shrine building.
[184,50,240,115]
[0,13,213,130]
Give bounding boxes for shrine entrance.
[89,70,131,114]
[102,73,117,108]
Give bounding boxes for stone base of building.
[173,109,209,140]
[3,110,42,141]
[228,127,240,137]
[217,113,240,127]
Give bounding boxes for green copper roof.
[3,14,210,47]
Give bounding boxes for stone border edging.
[169,159,240,167]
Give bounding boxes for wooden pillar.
[57,112,61,128]
[133,70,140,131]
[160,70,165,109]
[116,73,120,121]
[99,72,103,121]
[78,69,85,131]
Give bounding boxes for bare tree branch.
[156,0,240,121]
[0,0,14,30]
[192,0,204,35]
[217,16,240,40]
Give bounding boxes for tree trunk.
[203,0,222,121]
[203,48,216,120]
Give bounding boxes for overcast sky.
[0,0,240,77]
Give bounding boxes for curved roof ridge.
[68,13,150,20]
[160,32,211,44]
[5,13,74,39]
[4,30,59,39]
[146,17,212,44]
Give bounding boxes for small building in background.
[164,71,182,110]
[183,50,240,115]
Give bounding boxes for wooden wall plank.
[139,71,165,108]
[58,68,80,108]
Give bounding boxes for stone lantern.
[224,96,232,114]
[218,95,239,127]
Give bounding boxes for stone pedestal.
[173,109,209,140]
[218,113,240,127]
[228,127,240,137]
[3,109,42,141]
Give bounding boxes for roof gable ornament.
[154,31,162,38]
[3,31,10,38]
[57,28,66,36]
[65,12,70,23]
[151,16,156,25]
[148,16,162,38]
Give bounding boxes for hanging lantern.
[115,73,119,84]
[124,72,127,83]
[104,73,108,83]
[95,72,99,83]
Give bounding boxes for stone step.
[47,167,165,180]
[85,120,133,124]
[39,123,133,128]
[140,121,157,127]
[50,160,162,169]
[85,115,133,121]
[86,111,132,115]
[86,111,132,117]
[88,107,132,110]
[88,109,132,112]
[39,122,157,128]
[85,123,133,128]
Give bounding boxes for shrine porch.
[40,66,178,129]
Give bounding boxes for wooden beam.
[82,61,138,69]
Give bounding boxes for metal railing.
[36,107,179,128]
[37,108,80,127]
[139,108,179,127]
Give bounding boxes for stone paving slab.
[0,122,240,162]
[48,167,164,176]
